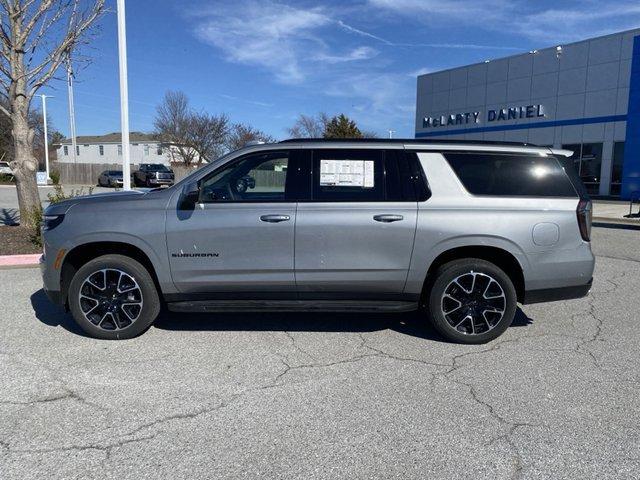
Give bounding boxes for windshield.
[0,162,9,167]
[146,164,171,172]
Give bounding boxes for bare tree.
[361,130,378,138]
[189,111,229,163]
[154,91,197,165]
[287,112,329,138]
[154,90,229,165]
[0,0,105,225]
[226,123,275,152]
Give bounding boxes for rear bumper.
[522,278,592,304]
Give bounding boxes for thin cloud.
[337,20,522,50]
[195,1,331,84]
[368,0,640,43]
[314,46,379,63]
[219,94,274,108]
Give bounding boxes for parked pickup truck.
[40,139,594,343]
[132,163,174,187]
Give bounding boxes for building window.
[561,143,603,195]
[144,144,149,156]
[99,145,104,156]
[610,142,625,196]
[118,144,122,156]
[63,146,68,156]
[157,145,163,155]
[76,146,80,156]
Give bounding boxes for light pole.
[116,0,131,190]
[40,94,53,182]
[388,129,396,139]
[66,61,77,164]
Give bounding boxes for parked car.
[0,161,13,176]
[40,139,594,343]
[98,170,124,188]
[133,163,174,187]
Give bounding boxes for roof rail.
[278,138,536,147]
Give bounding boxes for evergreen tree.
[323,114,363,139]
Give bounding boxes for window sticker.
[319,159,375,188]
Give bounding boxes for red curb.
[0,254,41,267]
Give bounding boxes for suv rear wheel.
[426,258,517,344]
[68,254,160,340]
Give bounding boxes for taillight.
[577,198,592,242]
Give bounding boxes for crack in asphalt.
[281,330,316,361]
[572,269,627,368]
[0,389,86,406]
[5,433,158,459]
[595,253,640,264]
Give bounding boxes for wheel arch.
[423,245,526,303]
[60,241,162,308]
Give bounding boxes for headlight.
[42,214,64,231]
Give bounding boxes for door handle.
[373,214,404,223]
[260,214,291,223]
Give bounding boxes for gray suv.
[40,140,595,343]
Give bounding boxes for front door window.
[200,151,290,202]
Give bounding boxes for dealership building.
[415,28,640,198]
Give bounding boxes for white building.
[55,132,191,166]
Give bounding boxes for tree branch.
[18,0,54,45]
[27,0,104,98]
[0,101,9,118]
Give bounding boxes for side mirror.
[179,181,200,209]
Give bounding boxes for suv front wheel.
[427,258,517,344]
[68,254,161,340]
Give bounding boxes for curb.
[0,254,41,268]
[593,217,640,228]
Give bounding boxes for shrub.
[50,169,60,185]
[28,185,93,247]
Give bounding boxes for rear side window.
[444,152,578,197]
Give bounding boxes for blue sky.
[39,0,640,139]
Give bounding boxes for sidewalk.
[593,200,640,225]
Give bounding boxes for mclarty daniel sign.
[423,104,545,128]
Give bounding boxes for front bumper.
[522,278,593,304]
[40,254,65,307]
[150,178,174,185]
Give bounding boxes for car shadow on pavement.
[30,289,88,337]
[30,288,534,342]
[153,306,534,342]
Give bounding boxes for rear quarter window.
[443,152,578,197]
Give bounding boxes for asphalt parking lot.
[1,224,639,479]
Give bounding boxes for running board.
[167,299,419,313]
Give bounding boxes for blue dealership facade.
[415,28,640,198]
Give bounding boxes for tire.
[426,258,517,344]
[68,254,160,340]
